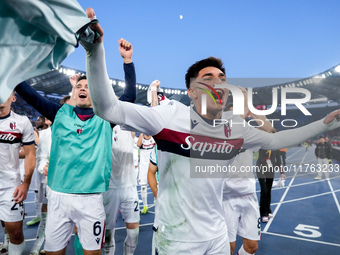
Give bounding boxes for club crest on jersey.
[224,123,231,138]
[10,122,16,130]
[77,128,83,134]
[157,92,166,102]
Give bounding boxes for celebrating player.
[223,98,274,255]
[30,116,52,255]
[137,133,156,214]
[14,37,136,254]
[102,39,140,255]
[103,125,140,255]
[0,91,36,254]
[82,7,340,254]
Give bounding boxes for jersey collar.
[0,111,10,120]
[192,106,220,126]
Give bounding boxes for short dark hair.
[185,57,225,89]
[77,74,87,83]
[38,115,46,122]
[60,95,71,105]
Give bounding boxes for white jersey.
[0,111,35,188]
[110,125,136,189]
[94,101,332,242]
[97,100,282,242]
[223,150,257,198]
[133,136,139,167]
[36,127,52,183]
[139,136,156,173]
[88,42,339,243]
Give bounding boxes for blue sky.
[63,0,340,89]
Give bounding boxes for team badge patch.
[224,122,231,138]
[77,128,83,134]
[10,122,16,130]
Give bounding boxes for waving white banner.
[0,0,90,103]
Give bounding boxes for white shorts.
[138,166,148,186]
[103,186,140,229]
[0,187,24,222]
[36,182,48,204]
[31,167,45,191]
[45,190,106,252]
[153,231,229,255]
[222,193,261,242]
[30,168,39,191]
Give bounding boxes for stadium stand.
[10,64,340,138]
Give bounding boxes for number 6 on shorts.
[93,221,102,236]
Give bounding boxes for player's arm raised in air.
[105,38,136,131]
[137,133,143,148]
[82,8,172,135]
[150,80,161,107]
[242,109,340,151]
[68,73,80,107]
[118,38,136,103]
[237,87,340,150]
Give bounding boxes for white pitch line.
[262,150,308,233]
[115,222,154,230]
[285,147,304,160]
[25,238,37,242]
[262,231,340,247]
[24,201,35,204]
[327,179,340,215]
[262,171,297,233]
[25,215,38,219]
[145,204,155,209]
[270,189,340,206]
[256,175,340,193]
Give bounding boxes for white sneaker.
[268,213,274,218]
[262,216,269,223]
[314,176,322,180]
